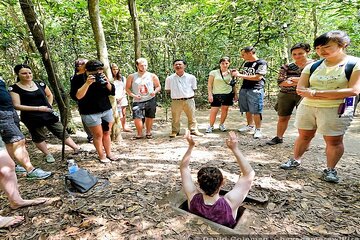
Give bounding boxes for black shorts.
[132,97,157,119]
[27,121,68,143]
[211,92,234,107]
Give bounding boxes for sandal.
[132,136,143,140]
[107,155,120,161]
[146,134,153,139]
[99,158,111,163]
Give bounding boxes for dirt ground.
[0,105,359,239]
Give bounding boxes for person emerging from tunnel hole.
[180,130,255,228]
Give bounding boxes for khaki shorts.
[294,104,353,136]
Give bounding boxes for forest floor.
[0,104,360,239]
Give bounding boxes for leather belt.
[172,96,194,101]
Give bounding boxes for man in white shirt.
[165,59,203,138]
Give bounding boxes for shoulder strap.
[34,81,52,108]
[310,57,358,81]
[345,56,358,81]
[309,59,324,76]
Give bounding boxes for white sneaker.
[205,126,214,133]
[219,124,227,132]
[45,154,55,163]
[238,125,254,133]
[253,129,262,139]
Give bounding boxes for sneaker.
[26,168,52,180]
[190,130,204,137]
[205,126,214,133]
[219,124,227,132]
[15,165,27,174]
[169,132,179,138]
[253,129,262,139]
[322,169,339,183]
[266,136,283,145]
[45,154,55,163]
[238,125,254,133]
[280,158,301,170]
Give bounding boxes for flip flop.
[132,136,143,140]
[99,158,111,163]
[0,216,24,228]
[107,155,120,161]
[146,134,153,139]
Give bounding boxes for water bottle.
[343,96,355,117]
[67,159,79,174]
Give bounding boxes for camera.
[229,79,237,87]
[95,73,107,85]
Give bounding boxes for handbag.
[65,168,98,193]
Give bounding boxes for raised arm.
[75,74,95,100]
[224,131,255,211]
[180,130,199,202]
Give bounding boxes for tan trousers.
[171,99,198,133]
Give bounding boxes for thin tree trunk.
[19,0,68,160]
[88,0,122,142]
[128,0,141,61]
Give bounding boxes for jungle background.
[0,0,360,239]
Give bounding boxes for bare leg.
[103,122,114,157]
[0,216,24,228]
[145,118,154,135]
[0,150,46,209]
[245,112,254,126]
[323,135,344,169]
[121,107,131,131]
[293,129,316,161]
[64,137,80,151]
[5,140,34,172]
[34,141,50,155]
[219,106,229,125]
[89,125,106,159]
[276,115,291,139]
[253,114,262,129]
[134,118,143,137]
[209,107,219,126]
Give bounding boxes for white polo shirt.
[165,72,197,99]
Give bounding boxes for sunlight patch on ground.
[254,176,303,192]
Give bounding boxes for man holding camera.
[165,59,203,138]
[232,46,267,139]
[126,58,161,139]
[70,60,117,163]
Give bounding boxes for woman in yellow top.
[206,57,237,133]
[280,30,360,183]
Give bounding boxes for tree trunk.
[88,0,122,142]
[128,0,141,61]
[19,0,69,160]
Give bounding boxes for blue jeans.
[239,88,264,114]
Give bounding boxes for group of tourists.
[0,30,359,229]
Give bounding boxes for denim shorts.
[239,88,264,114]
[0,110,24,144]
[28,121,69,143]
[211,92,234,107]
[132,97,156,119]
[81,109,114,127]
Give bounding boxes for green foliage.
[0,0,359,106]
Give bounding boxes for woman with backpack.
[279,30,360,183]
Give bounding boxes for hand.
[184,130,195,146]
[86,75,96,85]
[296,88,315,98]
[208,95,213,103]
[226,131,239,150]
[231,70,240,78]
[134,94,142,100]
[38,106,52,112]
